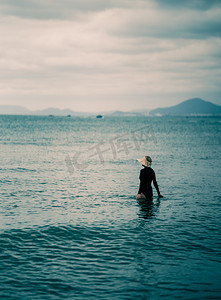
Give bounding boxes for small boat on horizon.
[96,115,103,118]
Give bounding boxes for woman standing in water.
[136,156,163,200]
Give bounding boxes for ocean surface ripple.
[0,115,221,299]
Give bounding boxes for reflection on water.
[137,198,161,220]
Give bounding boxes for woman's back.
[138,167,158,198]
[137,156,162,199]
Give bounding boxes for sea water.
[0,115,221,299]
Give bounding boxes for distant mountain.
[0,105,87,116]
[34,107,85,116]
[109,110,148,117]
[0,105,31,115]
[0,105,148,116]
[2,99,220,117]
[149,98,221,116]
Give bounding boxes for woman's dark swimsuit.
[138,167,160,198]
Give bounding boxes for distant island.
[0,98,221,116]
[149,98,221,116]
[0,105,88,116]
[0,105,148,116]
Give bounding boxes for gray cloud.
[0,0,131,19]
[0,0,220,111]
[1,0,221,39]
[1,0,220,20]
[155,0,221,10]
[110,5,221,39]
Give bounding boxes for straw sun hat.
[137,156,152,167]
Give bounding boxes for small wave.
[1,225,112,246]
[8,167,38,173]
[0,179,13,184]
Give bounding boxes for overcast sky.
[0,0,221,112]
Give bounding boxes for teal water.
[0,115,221,299]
